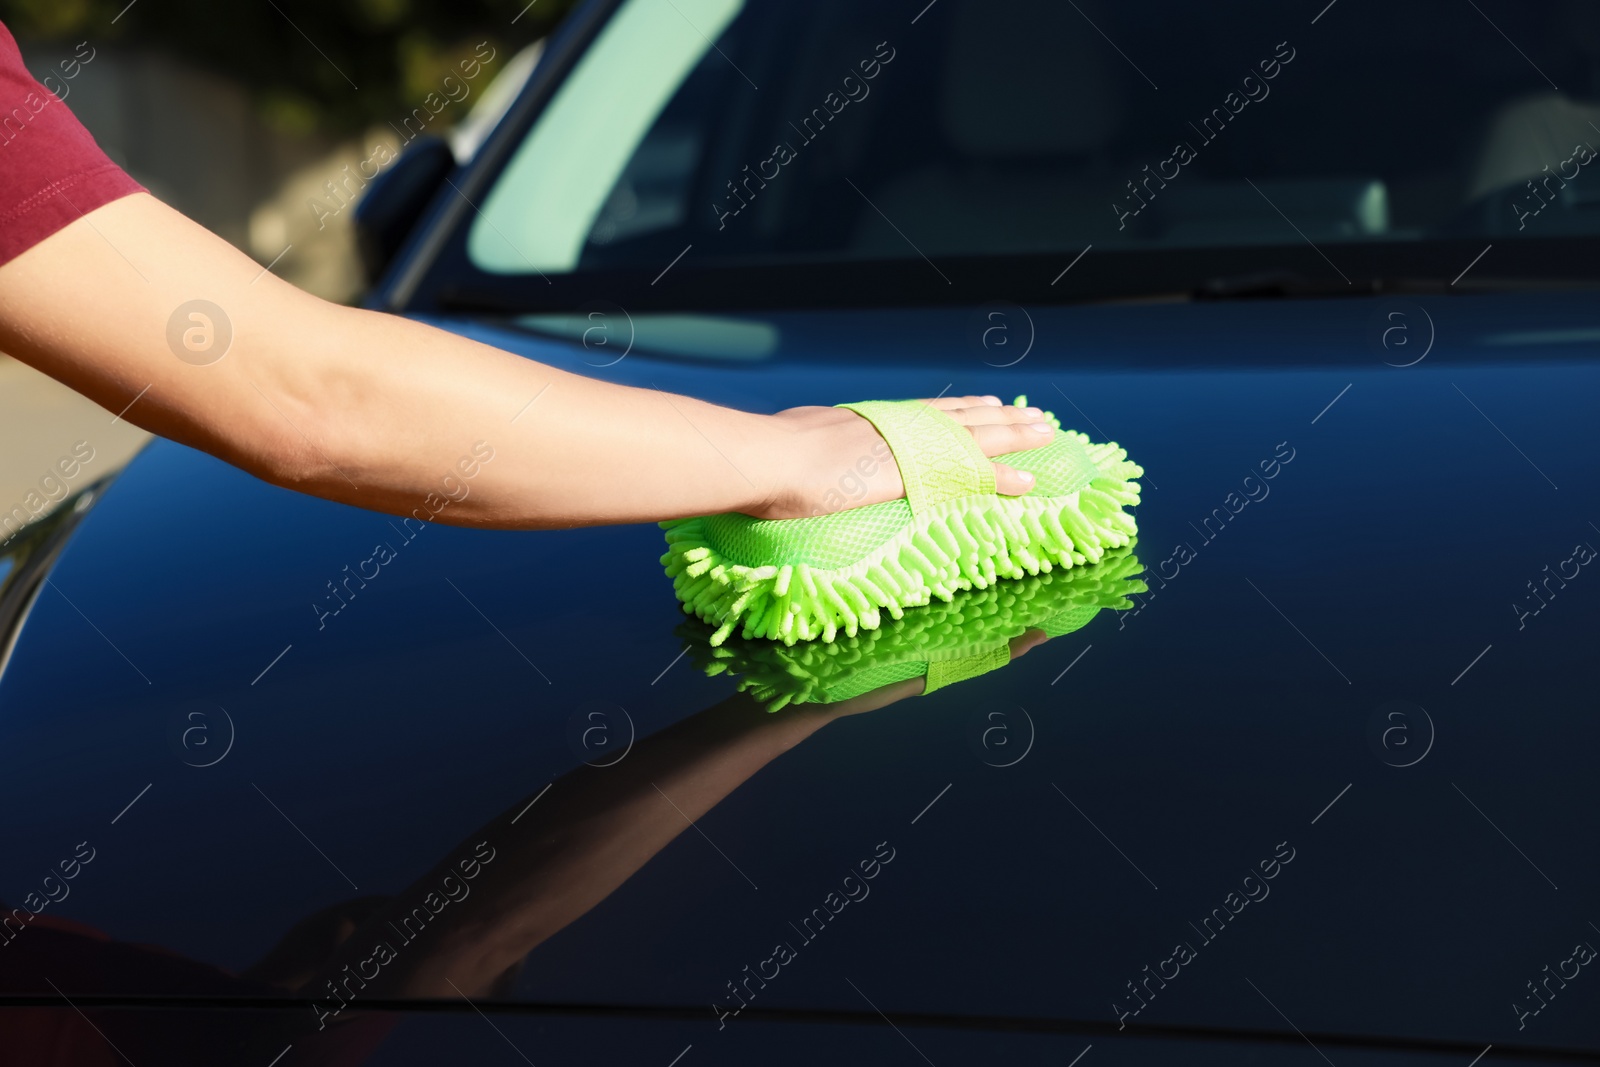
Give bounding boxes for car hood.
[3,292,1599,1062]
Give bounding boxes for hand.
[756,394,1056,520]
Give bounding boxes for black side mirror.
[353,136,456,282]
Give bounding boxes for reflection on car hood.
[3,292,1599,1063]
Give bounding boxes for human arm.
[0,193,1056,528]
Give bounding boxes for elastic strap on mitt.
[836,399,997,517]
[923,643,1011,695]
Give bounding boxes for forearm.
[258,303,792,526]
[0,194,783,527]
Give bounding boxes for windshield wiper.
[1191,268,1600,301]
[1191,270,1450,300]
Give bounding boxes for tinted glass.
[470,0,1600,281]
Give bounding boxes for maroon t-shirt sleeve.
[0,22,144,267]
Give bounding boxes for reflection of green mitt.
[662,397,1143,646]
[680,547,1147,711]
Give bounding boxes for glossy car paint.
[2,291,1598,1063]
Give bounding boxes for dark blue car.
[4,0,1599,1062]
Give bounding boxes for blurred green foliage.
[0,0,581,135]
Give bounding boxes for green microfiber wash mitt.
[680,546,1147,711]
[661,396,1143,646]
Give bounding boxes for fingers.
[1008,628,1050,660]
[928,394,1002,411]
[928,396,1049,431]
[944,402,1047,428]
[968,420,1054,458]
[992,461,1038,496]
[915,395,1054,496]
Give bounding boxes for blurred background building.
[0,0,567,527]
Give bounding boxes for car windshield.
[456,0,1600,305]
